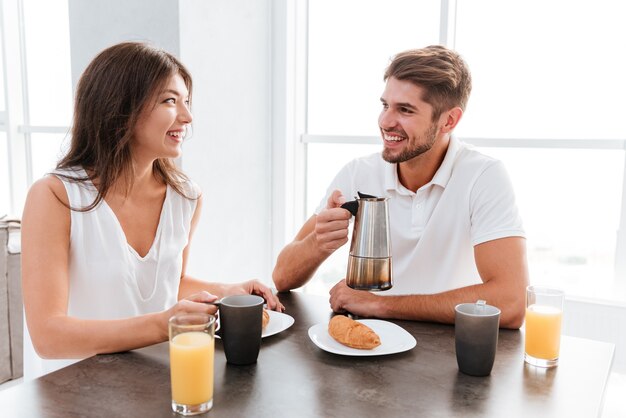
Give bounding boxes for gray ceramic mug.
[217,294,264,365]
[454,300,501,377]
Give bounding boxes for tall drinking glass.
[169,313,216,415]
[524,286,564,368]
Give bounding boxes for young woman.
[21,42,282,361]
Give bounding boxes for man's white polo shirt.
[315,137,525,295]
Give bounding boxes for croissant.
[328,315,381,349]
[262,309,270,329]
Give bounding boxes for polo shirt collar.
[383,136,461,193]
[383,156,401,193]
[430,135,460,188]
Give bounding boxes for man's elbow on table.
[272,263,300,293]
[272,244,313,293]
[272,272,291,293]
[497,271,529,329]
[498,298,526,329]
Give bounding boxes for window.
[307,0,441,136]
[299,0,626,301]
[1,0,71,216]
[0,27,5,112]
[30,133,68,181]
[483,147,623,299]
[22,0,72,127]
[455,0,626,140]
[453,0,626,299]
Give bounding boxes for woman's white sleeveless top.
[56,168,198,319]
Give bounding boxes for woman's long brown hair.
[56,41,196,211]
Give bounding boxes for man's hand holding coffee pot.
[314,189,351,254]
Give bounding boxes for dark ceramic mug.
[216,295,264,365]
[454,300,501,377]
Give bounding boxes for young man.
[273,45,528,329]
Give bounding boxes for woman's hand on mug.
[161,291,219,338]
[173,290,220,314]
[225,280,285,312]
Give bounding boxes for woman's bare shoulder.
[21,175,71,239]
[26,175,69,207]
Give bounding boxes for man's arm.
[329,236,528,329]
[273,190,352,292]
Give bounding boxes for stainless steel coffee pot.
[341,192,393,291]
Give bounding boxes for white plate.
[263,310,295,338]
[215,310,294,339]
[308,319,416,356]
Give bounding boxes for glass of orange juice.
[524,286,564,368]
[169,313,216,415]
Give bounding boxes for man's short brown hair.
[384,45,472,121]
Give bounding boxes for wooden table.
[0,292,615,417]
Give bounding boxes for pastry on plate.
[328,315,381,350]
[262,309,270,329]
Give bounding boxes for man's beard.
[382,122,439,164]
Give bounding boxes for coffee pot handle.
[340,191,378,216]
[340,200,359,216]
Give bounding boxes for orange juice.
[170,331,214,406]
[525,304,562,360]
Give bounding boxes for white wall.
[67,0,274,284]
[179,0,273,283]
